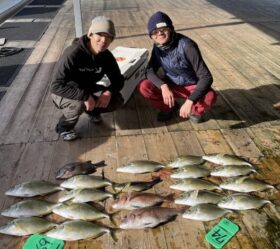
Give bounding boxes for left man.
[51,16,124,141]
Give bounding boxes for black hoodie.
[51,35,124,101]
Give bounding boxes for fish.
[45,220,118,241]
[60,175,112,189]
[210,165,256,177]
[0,217,56,236]
[202,154,252,166]
[116,160,164,174]
[167,155,205,168]
[55,160,106,179]
[112,177,161,193]
[170,178,220,192]
[175,190,224,206]
[182,204,231,221]
[5,180,64,197]
[170,165,210,179]
[52,202,117,225]
[119,206,185,229]
[1,200,58,218]
[219,176,275,193]
[112,192,174,210]
[217,193,272,210]
[58,188,115,203]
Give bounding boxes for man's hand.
[180,99,194,118]
[161,84,175,108]
[84,95,96,111]
[96,90,112,108]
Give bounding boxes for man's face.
[151,27,171,45]
[90,32,113,54]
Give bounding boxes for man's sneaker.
[157,102,180,122]
[189,114,203,123]
[60,130,78,141]
[89,114,102,124]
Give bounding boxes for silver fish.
[112,193,174,210]
[5,180,64,197]
[219,176,274,193]
[119,206,185,229]
[175,190,224,206]
[211,165,256,177]
[117,160,164,174]
[217,194,272,210]
[55,160,106,179]
[112,178,161,193]
[170,178,220,192]
[182,204,231,221]
[202,154,252,166]
[0,217,56,236]
[58,188,114,203]
[60,175,112,189]
[170,165,210,179]
[1,200,58,218]
[52,202,117,224]
[45,220,118,241]
[167,155,204,168]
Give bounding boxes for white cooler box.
[97,46,149,104]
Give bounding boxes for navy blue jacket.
[147,33,213,103]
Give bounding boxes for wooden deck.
[0,0,280,248]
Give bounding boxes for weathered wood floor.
[0,0,279,248]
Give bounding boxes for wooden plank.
[247,127,280,157]
[115,96,142,136]
[134,92,169,134]
[221,128,263,159]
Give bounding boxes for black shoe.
[157,102,179,122]
[89,114,102,124]
[189,114,203,123]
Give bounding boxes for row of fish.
[53,154,253,179]
[0,154,276,241]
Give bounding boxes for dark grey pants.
[51,93,124,133]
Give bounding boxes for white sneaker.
[60,130,78,141]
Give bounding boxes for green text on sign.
[23,234,64,249]
[205,218,239,249]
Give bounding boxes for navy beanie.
[147,11,174,36]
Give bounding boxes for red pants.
[137,79,217,115]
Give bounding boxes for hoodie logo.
[79,67,102,73]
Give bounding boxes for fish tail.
[110,211,121,226]
[109,227,119,242]
[150,177,162,186]
[164,193,175,202]
[93,160,107,168]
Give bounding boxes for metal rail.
[0,0,33,24]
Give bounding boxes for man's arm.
[185,41,213,103]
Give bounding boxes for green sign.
[23,234,64,249]
[205,218,239,249]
